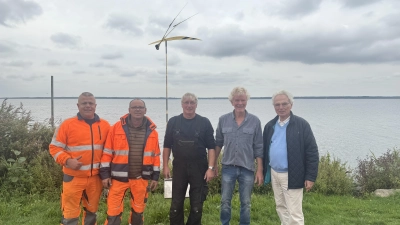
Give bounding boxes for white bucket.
[164,178,190,198]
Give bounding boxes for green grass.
[1,192,400,225]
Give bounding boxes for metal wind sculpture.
[149,3,200,122]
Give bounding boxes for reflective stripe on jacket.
[100,114,161,182]
[49,113,110,177]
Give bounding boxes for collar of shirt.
[277,116,290,127]
[230,110,248,120]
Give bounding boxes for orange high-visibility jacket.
[100,114,161,182]
[49,113,110,177]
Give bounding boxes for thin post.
[50,76,54,128]
[165,40,168,122]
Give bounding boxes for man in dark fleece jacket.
[263,90,319,225]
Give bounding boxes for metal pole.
[51,76,54,128]
[165,40,168,122]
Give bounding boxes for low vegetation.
[1,100,400,224]
[1,192,400,225]
[354,148,400,195]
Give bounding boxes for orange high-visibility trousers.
[104,179,149,225]
[61,174,102,224]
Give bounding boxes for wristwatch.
[208,166,215,171]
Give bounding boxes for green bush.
[354,148,400,195]
[313,153,353,195]
[0,100,54,163]
[208,156,272,195]
[0,150,33,194]
[29,151,63,196]
[0,100,56,196]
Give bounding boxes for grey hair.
[228,87,250,102]
[271,90,294,105]
[129,98,146,108]
[181,93,198,104]
[79,92,94,98]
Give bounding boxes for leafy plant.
[313,153,353,195]
[0,100,56,195]
[0,149,32,194]
[354,148,400,195]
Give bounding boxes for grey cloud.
[22,75,43,81]
[50,33,81,49]
[146,26,164,36]
[234,11,244,21]
[120,68,148,77]
[101,52,123,60]
[104,14,143,36]
[178,25,272,57]
[147,16,168,36]
[340,0,382,8]
[65,61,77,66]
[120,72,137,77]
[1,60,32,67]
[380,13,400,28]
[6,75,18,79]
[363,11,374,18]
[5,74,43,81]
[158,54,181,66]
[147,15,189,37]
[176,23,400,64]
[169,71,247,86]
[0,42,15,53]
[46,60,62,66]
[157,69,176,75]
[0,0,42,27]
[89,62,117,68]
[73,70,85,74]
[148,15,169,27]
[266,78,282,84]
[149,15,189,30]
[270,0,323,19]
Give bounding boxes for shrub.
[29,151,63,196]
[0,150,33,194]
[0,100,54,163]
[313,153,353,195]
[208,155,272,195]
[0,100,56,195]
[354,148,400,195]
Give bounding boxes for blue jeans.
[220,165,254,225]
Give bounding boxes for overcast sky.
[0,0,399,97]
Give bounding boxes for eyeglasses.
[182,101,196,105]
[80,102,95,106]
[130,106,145,110]
[274,102,291,108]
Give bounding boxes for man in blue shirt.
[263,90,319,225]
[215,87,263,225]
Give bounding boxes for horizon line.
[1,96,400,99]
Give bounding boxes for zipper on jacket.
[90,124,94,176]
[98,125,102,140]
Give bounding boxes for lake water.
[4,98,399,169]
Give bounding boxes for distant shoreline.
[1,96,399,100]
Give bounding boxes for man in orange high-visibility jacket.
[49,92,110,225]
[100,99,160,225]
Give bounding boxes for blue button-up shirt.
[215,110,263,171]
